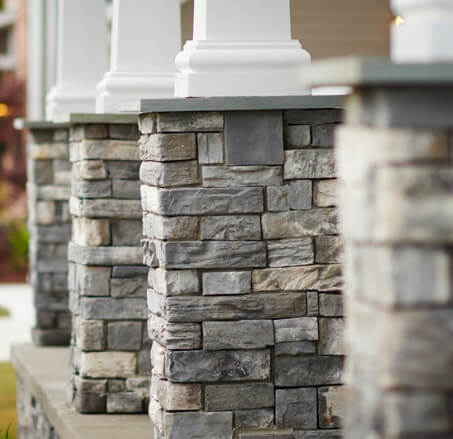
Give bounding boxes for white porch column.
[392,0,453,62]
[175,0,310,97]
[96,0,181,113]
[46,0,108,122]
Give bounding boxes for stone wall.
[28,126,72,346]
[67,123,151,414]
[338,88,453,438]
[140,108,344,439]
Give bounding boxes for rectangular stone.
[77,320,105,351]
[35,201,56,225]
[285,124,311,148]
[284,150,335,179]
[107,393,143,414]
[234,409,274,429]
[202,271,251,295]
[107,321,143,350]
[105,161,140,180]
[141,186,264,215]
[267,239,314,268]
[198,133,224,164]
[274,317,318,343]
[70,197,142,219]
[315,236,342,264]
[72,218,110,246]
[202,166,282,187]
[289,180,312,210]
[33,184,72,201]
[253,265,342,292]
[34,224,71,243]
[156,241,267,269]
[319,318,346,355]
[267,185,289,212]
[166,349,270,382]
[225,111,284,166]
[112,265,148,278]
[143,213,199,240]
[284,109,343,125]
[314,180,337,207]
[30,142,68,159]
[140,160,199,187]
[68,242,143,265]
[76,265,110,296]
[293,432,341,439]
[319,294,343,317]
[31,159,53,185]
[262,209,338,239]
[71,179,112,198]
[275,341,316,356]
[80,297,147,320]
[156,112,224,132]
[162,293,306,323]
[318,386,345,429]
[152,375,202,411]
[112,179,140,199]
[80,352,136,378]
[109,124,140,140]
[276,388,317,429]
[312,124,336,147]
[111,220,142,246]
[73,160,107,180]
[111,278,147,298]
[165,412,232,439]
[149,314,201,350]
[149,268,200,296]
[139,133,197,161]
[79,140,139,161]
[200,215,261,240]
[53,159,72,184]
[203,320,274,350]
[275,355,344,387]
[205,383,274,411]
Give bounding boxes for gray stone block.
[141,186,264,215]
[140,160,199,187]
[315,236,342,264]
[34,225,71,243]
[71,179,112,198]
[312,124,337,147]
[238,433,293,439]
[202,271,251,295]
[71,124,108,140]
[284,150,336,179]
[73,160,107,180]
[276,388,317,429]
[152,375,202,411]
[111,220,142,246]
[149,314,201,350]
[32,160,54,185]
[162,293,306,323]
[111,179,141,199]
[275,355,343,387]
[157,241,267,269]
[165,411,232,439]
[234,408,274,429]
[285,124,311,148]
[112,265,148,278]
[78,139,139,161]
[200,215,261,241]
[319,318,345,355]
[107,321,142,350]
[203,320,274,350]
[318,386,345,429]
[111,278,147,298]
[70,197,142,219]
[108,124,140,140]
[105,161,140,180]
[262,209,338,239]
[166,349,271,382]
[143,213,199,240]
[108,379,126,393]
[75,376,107,394]
[78,320,105,351]
[80,297,147,320]
[198,133,224,164]
[31,328,70,346]
[307,291,319,316]
[319,294,343,317]
[74,393,106,414]
[275,341,316,356]
[284,109,343,125]
[288,180,312,210]
[202,166,283,187]
[138,349,152,375]
[76,265,110,296]
[106,393,143,413]
[68,243,143,266]
[274,317,318,343]
[225,111,284,165]
[149,268,200,296]
[267,185,290,212]
[156,111,224,132]
[267,239,314,268]
[205,383,274,411]
[293,431,341,439]
[139,133,197,161]
[30,142,68,160]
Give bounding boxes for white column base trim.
[96,71,176,113]
[46,86,97,122]
[175,40,311,97]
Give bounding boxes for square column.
[96,0,181,113]
[175,0,311,97]
[392,0,453,62]
[46,0,108,122]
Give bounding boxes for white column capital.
[96,0,181,113]
[46,0,108,122]
[392,0,453,62]
[175,0,310,97]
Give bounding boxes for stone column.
[96,0,181,113]
[175,0,311,97]
[46,0,108,122]
[392,0,453,62]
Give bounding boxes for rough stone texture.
[68,123,148,414]
[28,126,71,346]
[140,108,343,438]
[318,386,345,429]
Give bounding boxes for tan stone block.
[36,201,56,225]
[152,375,202,411]
[72,218,110,246]
[314,179,337,207]
[79,352,136,378]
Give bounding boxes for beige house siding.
[182,0,392,59]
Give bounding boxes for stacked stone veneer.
[140,109,345,439]
[28,126,72,346]
[339,88,453,438]
[67,123,151,414]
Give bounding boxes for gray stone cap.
[11,344,151,439]
[305,56,453,88]
[134,95,344,114]
[20,113,138,130]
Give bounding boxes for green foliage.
[6,219,29,269]
[0,306,9,318]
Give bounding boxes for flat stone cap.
[21,113,138,129]
[305,56,453,88]
[128,95,344,114]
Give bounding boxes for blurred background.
[0,0,393,438]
